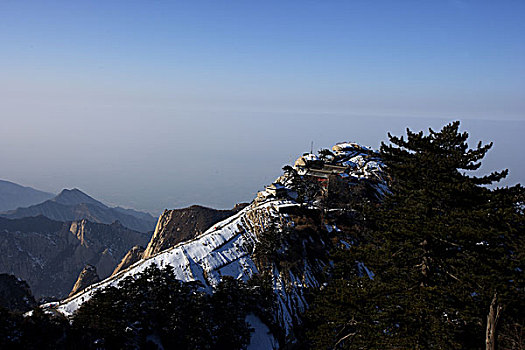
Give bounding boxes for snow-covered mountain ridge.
[42,142,387,346]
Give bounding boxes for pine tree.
[71,265,257,349]
[318,149,335,163]
[282,164,322,205]
[306,122,524,349]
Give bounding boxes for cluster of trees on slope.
[305,122,524,349]
[0,265,276,350]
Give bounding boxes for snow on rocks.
[42,198,320,339]
[42,140,388,343]
[246,313,279,350]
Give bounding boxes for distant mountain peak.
[0,179,54,212]
[61,188,82,193]
[56,188,87,197]
[53,188,106,207]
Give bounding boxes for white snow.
[339,240,352,249]
[246,314,279,350]
[43,198,318,338]
[357,261,375,280]
[302,153,318,161]
[349,155,366,167]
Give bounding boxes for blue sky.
[1,1,524,213]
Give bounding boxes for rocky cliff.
[69,265,100,297]
[0,216,151,299]
[111,245,145,276]
[143,204,246,259]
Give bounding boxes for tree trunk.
[486,292,502,350]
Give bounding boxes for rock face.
[1,188,157,233]
[142,205,243,259]
[69,265,100,297]
[111,245,145,276]
[0,274,37,312]
[0,216,151,299]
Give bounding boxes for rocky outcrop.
[69,265,100,297]
[0,274,37,312]
[0,216,151,299]
[111,245,145,276]
[142,205,242,259]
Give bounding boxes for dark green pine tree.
[210,277,251,349]
[71,265,256,349]
[318,148,335,163]
[282,164,322,205]
[306,121,524,349]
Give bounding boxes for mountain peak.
[53,188,106,207]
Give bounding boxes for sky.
[1,1,524,214]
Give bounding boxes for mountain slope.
[43,142,385,344]
[113,206,157,222]
[111,245,145,276]
[0,179,54,212]
[46,197,333,341]
[0,216,151,299]
[1,189,156,233]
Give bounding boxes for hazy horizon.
[1,1,524,214]
[2,115,523,215]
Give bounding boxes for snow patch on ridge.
[44,198,317,338]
